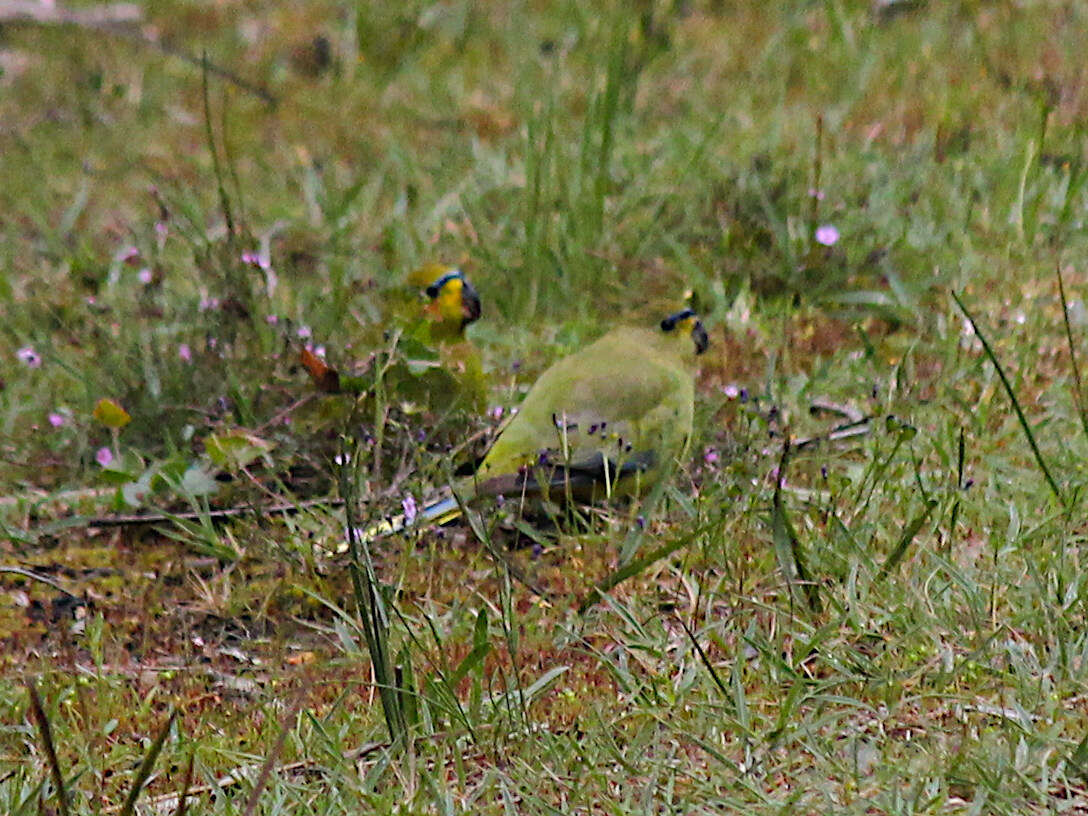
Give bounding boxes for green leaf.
[451,608,491,685]
[204,429,274,470]
[92,398,130,429]
[179,465,219,497]
[98,450,144,485]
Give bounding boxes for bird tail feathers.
[359,494,464,541]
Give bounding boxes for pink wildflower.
[814,225,840,246]
[402,495,418,525]
[241,251,270,270]
[95,447,114,467]
[116,246,140,265]
[16,346,42,368]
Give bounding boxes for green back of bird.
[474,326,696,499]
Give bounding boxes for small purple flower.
[807,188,826,201]
[722,384,740,399]
[241,250,270,270]
[95,447,114,467]
[48,412,66,428]
[178,343,192,363]
[739,388,749,403]
[138,268,153,285]
[199,296,220,312]
[266,314,279,325]
[16,346,42,368]
[155,221,169,239]
[636,515,646,530]
[297,325,312,340]
[703,448,719,465]
[313,345,326,358]
[402,495,418,525]
[489,405,504,421]
[116,246,140,265]
[814,224,840,246]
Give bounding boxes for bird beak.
[692,320,709,355]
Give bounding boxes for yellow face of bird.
[659,309,709,355]
[424,270,482,331]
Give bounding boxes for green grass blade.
[25,682,69,816]
[1056,263,1088,443]
[579,535,687,614]
[119,709,177,816]
[676,615,731,702]
[877,499,937,582]
[771,444,822,614]
[171,751,195,816]
[952,289,1065,505]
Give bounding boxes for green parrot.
[402,267,486,411]
[302,267,483,401]
[364,308,708,536]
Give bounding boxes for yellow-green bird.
[412,267,486,411]
[302,266,482,397]
[366,308,708,536]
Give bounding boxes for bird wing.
[475,329,693,497]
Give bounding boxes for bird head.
[423,269,482,333]
[660,309,709,356]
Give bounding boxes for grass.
[4,0,1088,812]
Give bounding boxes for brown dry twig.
[1,1,277,105]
